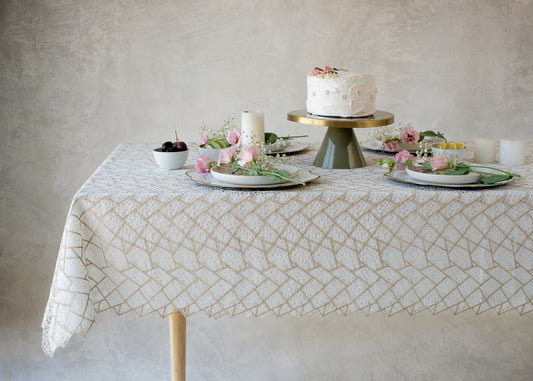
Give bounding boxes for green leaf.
[455,163,470,170]
[276,169,290,177]
[446,169,470,175]
[419,163,433,171]
[480,174,510,184]
[419,130,447,143]
[264,132,278,144]
[266,174,281,181]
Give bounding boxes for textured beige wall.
[1,0,533,380]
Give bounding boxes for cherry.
[172,130,188,151]
[174,141,188,151]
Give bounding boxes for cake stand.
[287,110,395,169]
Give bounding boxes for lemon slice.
[455,142,465,149]
[438,142,447,149]
[447,143,456,149]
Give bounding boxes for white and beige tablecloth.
[42,142,533,356]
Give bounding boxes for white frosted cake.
[306,67,377,117]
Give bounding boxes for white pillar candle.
[241,110,264,147]
[499,139,525,166]
[473,137,497,164]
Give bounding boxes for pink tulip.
[400,126,420,145]
[195,155,212,173]
[412,157,428,169]
[226,129,242,147]
[395,150,414,163]
[430,154,450,170]
[201,135,209,145]
[217,147,237,165]
[382,138,398,152]
[394,150,414,170]
[237,145,260,167]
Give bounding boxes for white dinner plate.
[210,164,298,185]
[405,167,481,184]
[186,169,319,189]
[265,140,290,152]
[266,142,310,155]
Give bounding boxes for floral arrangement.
[196,143,305,185]
[199,118,242,149]
[377,150,520,185]
[369,122,446,151]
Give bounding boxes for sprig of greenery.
[264,132,309,144]
[418,130,447,143]
[199,118,236,139]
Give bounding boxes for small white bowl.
[198,147,224,162]
[432,145,465,163]
[153,149,188,170]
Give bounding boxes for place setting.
[186,145,319,190]
[153,111,317,189]
[376,135,524,189]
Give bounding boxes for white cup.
[473,137,496,164]
[499,139,525,166]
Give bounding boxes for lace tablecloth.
[42,142,533,356]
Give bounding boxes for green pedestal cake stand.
[287,110,395,169]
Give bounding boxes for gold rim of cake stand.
[287,110,394,128]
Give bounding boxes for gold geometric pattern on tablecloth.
[42,143,533,356]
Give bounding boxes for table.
[42,142,533,379]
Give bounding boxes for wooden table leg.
[169,311,186,381]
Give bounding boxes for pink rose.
[429,154,450,170]
[201,135,209,145]
[195,155,212,173]
[217,147,237,165]
[394,150,414,170]
[400,126,420,145]
[237,145,260,167]
[382,137,398,152]
[226,129,242,147]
